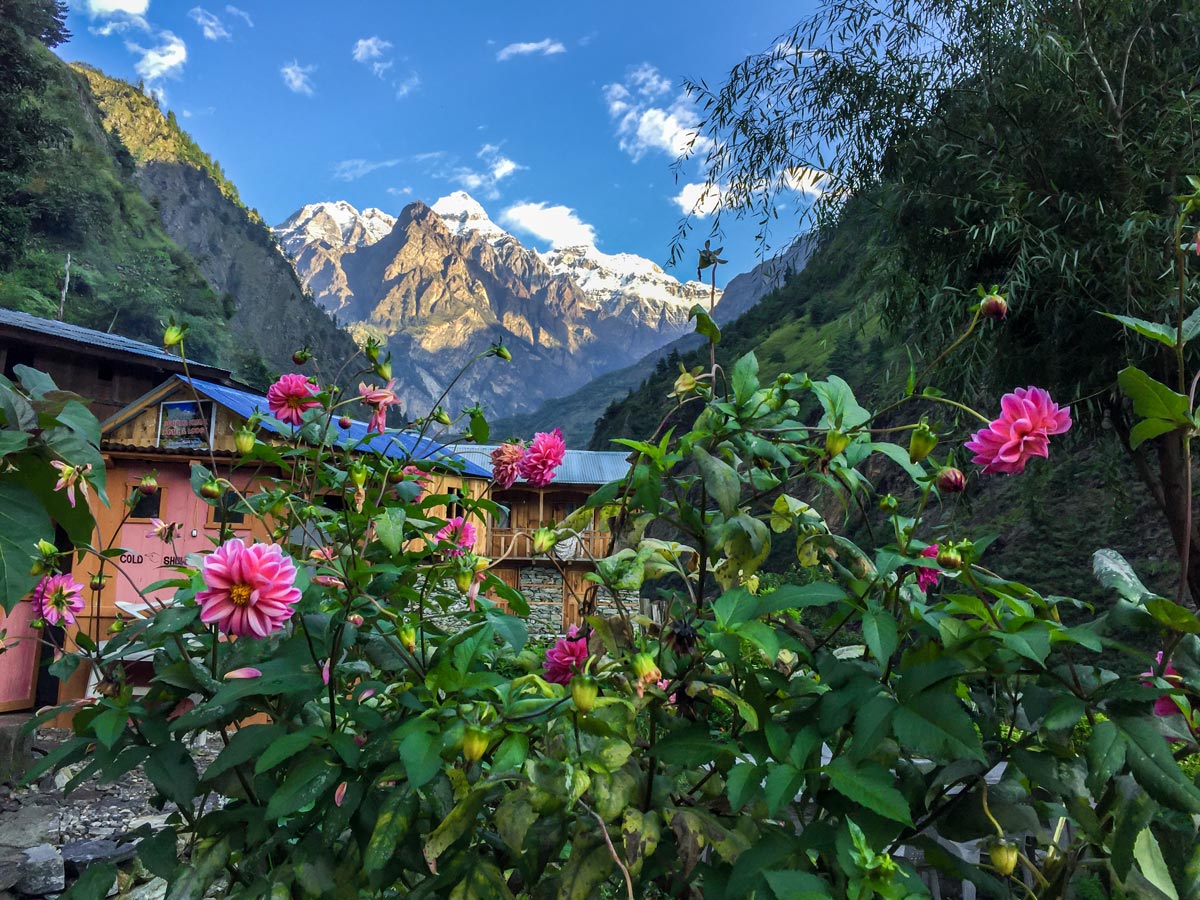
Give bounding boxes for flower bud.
[631,652,662,685]
[292,347,312,366]
[531,527,558,555]
[825,429,851,458]
[138,473,159,495]
[338,415,353,430]
[199,479,222,500]
[29,560,45,577]
[365,339,380,364]
[163,322,186,347]
[744,574,760,595]
[234,427,256,456]
[349,461,368,490]
[879,494,898,514]
[988,839,1018,877]
[473,557,490,573]
[433,407,452,426]
[36,538,58,557]
[672,370,698,397]
[107,619,125,635]
[980,293,1008,320]
[453,568,475,594]
[374,359,393,381]
[936,547,962,570]
[935,467,967,493]
[491,343,512,362]
[462,725,491,763]
[399,624,417,653]
[89,572,109,592]
[570,675,599,714]
[347,614,364,627]
[908,423,938,464]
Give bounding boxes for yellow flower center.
[229,584,253,607]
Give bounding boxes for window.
[446,487,464,520]
[127,484,162,521]
[207,490,247,528]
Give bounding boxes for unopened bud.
[462,725,491,763]
[453,568,474,593]
[234,427,256,456]
[988,839,1018,877]
[908,422,937,464]
[570,675,599,714]
[399,625,417,652]
[292,347,312,366]
[433,408,452,426]
[163,323,186,347]
[531,527,558,555]
[825,429,851,458]
[199,479,222,500]
[374,359,392,381]
[138,473,159,495]
[338,415,352,430]
[347,614,364,627]
[936,547,962,570]
[936,467,967,494]
[349,461,368,490]
[980,294,1008,320]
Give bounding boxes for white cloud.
[501,202,596,249]
[783,166,825,197]
[452,144,523,199]
[603,63,711,162]
[127,31,187,82]
[188,8,230,40]
[281,61,316,96]
[673,182,724,218]
[387,186,413,197]
[84,0,149,15]
[496,38,565,62]
[395,72,420,98]
[333,159,401,181]
[225,5,252,26]
[181,105,215,118]
[353,36,395,78]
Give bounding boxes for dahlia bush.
[5,209,1200,898]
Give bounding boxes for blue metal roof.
[181,376,490,477]
[450,444,631,487]
[0,307,229,376]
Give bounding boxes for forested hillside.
[0,10,356,385]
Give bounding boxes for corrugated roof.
[183,376,491,478]
[0,307,229,376]
[451,443,631,487]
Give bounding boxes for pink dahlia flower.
[30,574,86,626]
[435,516,477,557]
[197,539,302,637]
[916,544,940,593]
[266,374,321,426]
[517,428,566,487]
[965,387,1072,475]
[51,461,91,508]
[544,626,588,685]
[490,441,526,490]
[1143,652,1183,718]
[358,379,402,433]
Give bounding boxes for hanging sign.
[157,399,213,450]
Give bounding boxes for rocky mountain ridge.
[273,193,725,418]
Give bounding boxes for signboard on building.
[157,400,213,450]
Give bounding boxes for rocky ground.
[0,728,220,900]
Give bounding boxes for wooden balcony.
[489,528,610,561]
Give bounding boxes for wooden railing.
[488,528,609,560]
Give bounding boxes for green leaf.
[1117,366,1192,448]
[1092,549,1157,603]
[1117,716,1200,813]
[1101,313,1179,348]
[0,479,54,612]
[621,809,661,877]
[253,726,320,774]
[423,788,488,867]
[1144,598,1200,633]
[364,789,417,876]
[1130,417,1180,449]
[136,829,179,881]
[656,723,729,766]
[449,861,515,900]
[143,743,197,808]
[763,763,804,815]
[824,757,914,826]
[689,304,721,344]
[763,871,835,900]
[204,724,284,781]
[265,753,340,818]
[731,352,760,404]
[1112,789,1155,879]
[495,789,538,853]
[90,708,127,750]
[693,446,741,517]
[862,603,898,663]
[398,722,444,789]
[1183,306,1200,343]
[1134,828,1179,900]
[59,863,117,900]
[893,691,984,762]
[375,508,407,555]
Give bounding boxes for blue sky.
[59,0,818,280]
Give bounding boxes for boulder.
[15,844,64,895]
[0,716,33,786]
[61,840,137,877]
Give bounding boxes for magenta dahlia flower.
[358,379,402,433]
[543,626,588,685]
[916,544,940,593]
[490,441,526,490]
[30,574,86,626]
[196,539,301,637]
[964,387,1071,475]
[517,428,566,487]
[266,374,321,426]
[1143,652,1184,717]
[435,516,477,557]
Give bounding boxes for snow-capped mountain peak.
[432,191,510,243]
[540,244,720,312]
[275,201,396,255]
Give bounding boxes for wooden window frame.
[205,489,251,531]
[125,481,166,524]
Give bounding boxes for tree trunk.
[1155,430,1200,606]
